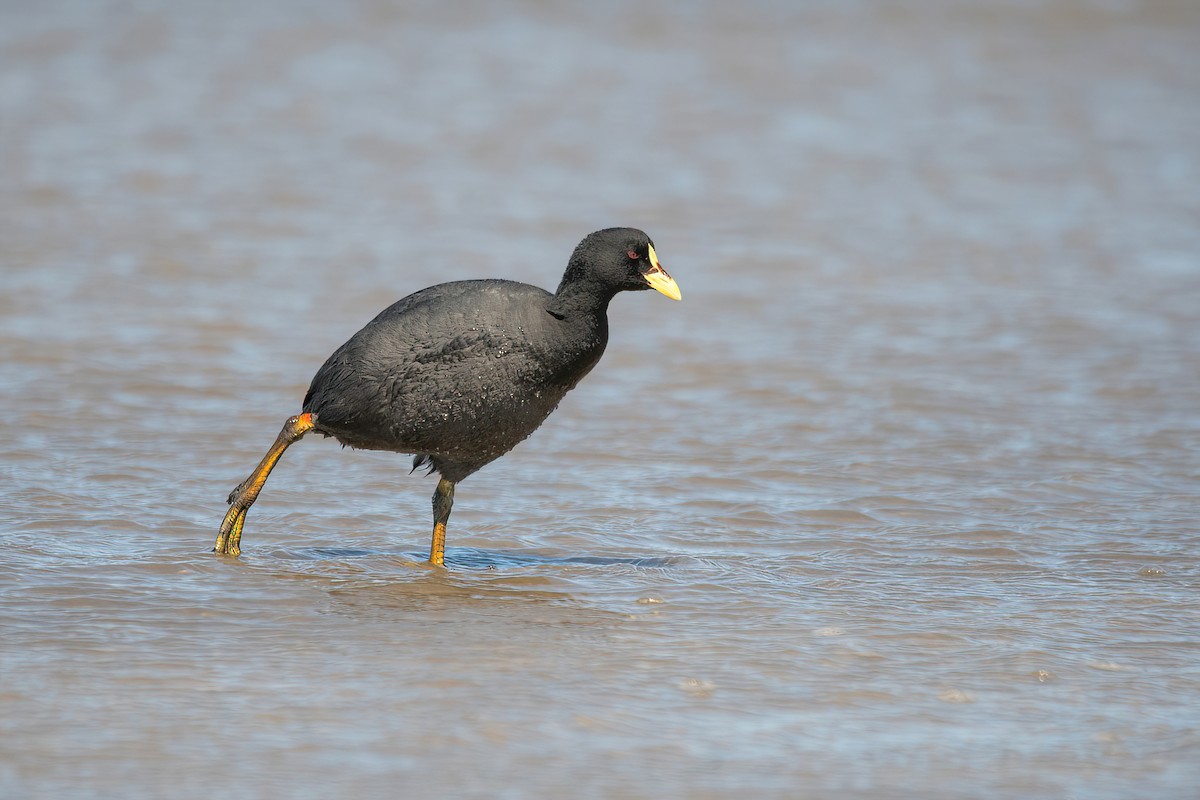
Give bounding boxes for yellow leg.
[215,413,315,556]
[429,477,455,566]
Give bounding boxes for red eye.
[627,249,639,260]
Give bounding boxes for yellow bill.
[642,244,682,300]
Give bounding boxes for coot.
[216,227,680,564]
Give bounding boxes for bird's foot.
[213,413,316,557]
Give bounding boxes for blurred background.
[1,1,1198,798]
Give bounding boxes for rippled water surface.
[2,1,1198,797]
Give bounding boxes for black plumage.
[216,227,680,564]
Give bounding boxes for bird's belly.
[304,331,603,474]
[318,382,568,462]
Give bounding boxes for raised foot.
[214,505,246,556]
[226,477,249,505]
[214,413,316,557]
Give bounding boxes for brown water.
[2,1,1198,797]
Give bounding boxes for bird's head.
[560,227,681,302]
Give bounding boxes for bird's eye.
[627,249,640,260]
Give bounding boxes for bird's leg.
[429,477,456,567]
[215,413,316,556]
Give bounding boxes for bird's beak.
[641,244,681,301]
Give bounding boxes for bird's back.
[302,279,608,478]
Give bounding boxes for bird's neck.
[545,280,618,319]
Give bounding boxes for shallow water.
[2,1,1198,797]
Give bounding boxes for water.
[2,1,1198,797]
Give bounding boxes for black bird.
[216,227,681,564]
